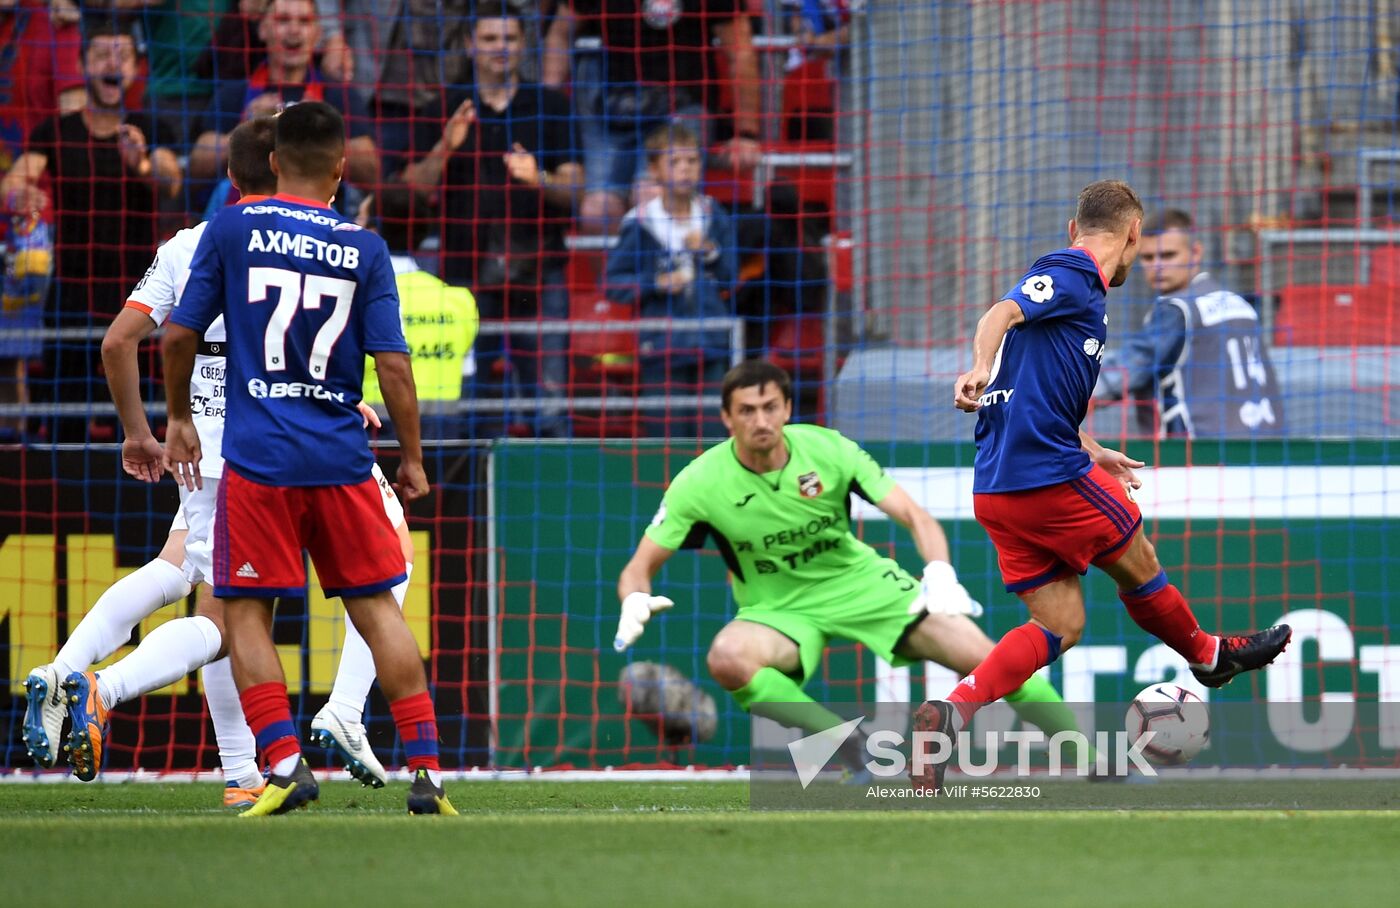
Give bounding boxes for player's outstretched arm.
[161,323,203,491]
[954,298,1025,412]
[102,308,162,482]
[614,537,677,651]
[874,484,949,565]
[1079,428,1145,491]
[875,484,981,617]
[373,350,428,502]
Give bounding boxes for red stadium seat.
[565,238,604,294]
[567,294,640,437]
[769,142,838,226]
[768,315,824,371]
[1367,244,1400,285]
[782,58,836,137]
[569,294,637,382]
[825,231,854,293]
[1274,283,1400,346]
[768,315,826,421]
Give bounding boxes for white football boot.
[22,664,67,769]
[310,706,387,788]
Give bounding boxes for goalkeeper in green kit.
[615,360,1091,774]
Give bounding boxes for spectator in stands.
[544,0,762,232]
[358,185,479,439]
[196,1,346,84]
[0,21,181,441]
[402,3,582,437]
[0,0,84,439]
[190,0,378,194]
[1096,209,1285,438]
[607,123,736,438]
[328,0,473,179]
[0,1,84,147]
[779,0,850,143]
[195,0,272,85]
[125,0,224,146]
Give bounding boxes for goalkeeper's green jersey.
[644,424,909,611]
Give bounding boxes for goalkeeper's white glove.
[911,560,984,618]
[613,591,675,652]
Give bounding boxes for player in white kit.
[20,118,409,805]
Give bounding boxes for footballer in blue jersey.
[162,102,455,817]
[907,181,1291,793]
[171,194,406,488]
[971,246,1110,494]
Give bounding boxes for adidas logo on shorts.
[236,562,260,579]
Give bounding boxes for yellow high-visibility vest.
[364,269,479,404]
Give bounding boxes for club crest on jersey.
[797,472,823,498]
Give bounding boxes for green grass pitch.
[1,781,1396,908]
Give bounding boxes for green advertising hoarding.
[491,440,1398,769]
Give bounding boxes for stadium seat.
[566,239,605,294]
[781,58,837,144]
[824,231,854,294]
[1274,284,1400,346]
[568,294,640,437]
[1367,244,1400,285]
[569,294,637,383]
[768,315,824,371]
[767,315,827,421]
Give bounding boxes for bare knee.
[1101,530,1164,589]
[157,530,188,568]
[706,636,759,691]
[1041,614,1085,651]
[193,594,225,640]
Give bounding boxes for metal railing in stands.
[0,316,744,418]
[1356,149,1400,225]
[572,34,798,52]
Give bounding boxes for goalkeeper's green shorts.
[733,585,921,685]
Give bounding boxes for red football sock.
[389,691,441,772]
[946,622,1061,727]
[1119,571,1217,666]
[240,681,300,770]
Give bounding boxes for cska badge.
[797,471,822,498]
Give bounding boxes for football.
[1124,683,1210,766]
[618,661,718,746]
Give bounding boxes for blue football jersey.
[171,194,409,486]
[973,248,1109,493]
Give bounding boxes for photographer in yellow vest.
[358,184,479,438]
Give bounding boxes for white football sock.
[53,558,192,678]
[201,656,262,790]
[325,563,411,724]
[95,615,221,710]
[271,753,301,777]
[1190,636,1222,672]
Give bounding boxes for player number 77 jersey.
[170,195,409,487]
